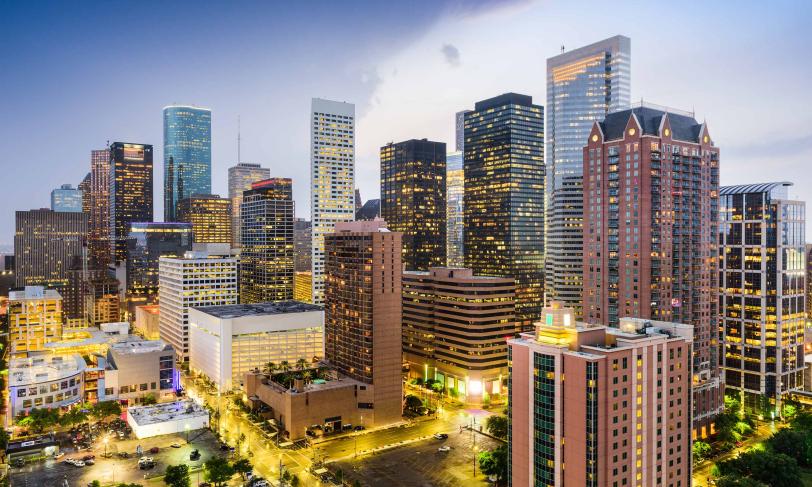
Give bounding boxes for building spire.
[237,115,241,164]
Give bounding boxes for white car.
[73,460,86,467]
[437,446,451,453]
[54,452,65,459]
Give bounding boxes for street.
[692,421,779,486]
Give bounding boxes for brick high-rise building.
[508,302,692,487]
[583,103,722,436]
[176,194,232,244]
[324,220,402,426]
[380,139,446,271]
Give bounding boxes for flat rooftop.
[192,300,323,319]
[128,400,208,426]
[110,339,170,355]
[9,353,86,386]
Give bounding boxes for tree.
[478,445,508,484]
[290,474,300,486]
[232,458,252,479]
[164,464,190,487]
[0,428,9,452]
[88,481,102,487]
[279,360,291,373]
[296,358,307,371]
[17,408,59,433]
[485,415,508,439]
[263,361,276,374]
[766,428,812,467]
[717,449,802,487]
[204,457,235,487]
[59,407,88,427]
[692,441,712,463]
[142,393,157,406]
[91,400,122,422]
[404,395,423,412]
[715,476,768,487]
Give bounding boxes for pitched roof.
[599,105,702,142]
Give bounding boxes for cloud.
[441,44,461,67]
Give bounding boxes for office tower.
[228,163,271,248]
[464,93,544,326]
[355,199,381,220]
[583,103,722,436]
[78,173,91,214]
[311,98,355,305]
[545,36,631,317]
[355,188,363,212]
[51,184,83,212]
[380,139,446,271]
[85,273,121,325]
[294,218,312,272]
[176,194,232,244]
[294,271,312,303]
[89,148,111,267]
[125,222,192,313]
[240,178,295,303]
[508,302,692,487]
[719,182,806,416]
[324,220,402,425]
[109,142,153,264]
[163,105,212,221]
[159,250,238,361]
[402,268,515,403]
[446,151,464,267]
[63,256,112,323]
[14,209,87,289]
[454,110,471,152]
[8,286,63,357]
[807,244,812,323]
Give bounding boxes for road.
[692,421,779,486]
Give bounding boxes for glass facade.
[51,184,83,212]
[545,36,630,317]
[446,151,464,267]
[380,139,446,271]
[228,163,271,248]
[125,222,192,311]
[163,106,212,221]
[464,93,544,326]
[109,143,153,264]
[533,352,556,487]
[176,194,232,244]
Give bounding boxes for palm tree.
[263,361,276,375]
[296,358,307,371]
[302,370,312,384]
[279,360,291,373]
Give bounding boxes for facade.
[9,354,86,418]
[125,222,192,312]
[807,244,812,323]
[380,139,447,271]
[84,274,121,325]
[454,110,471,152]
[100,339,176,404]
[14,209,87,289]
[446,151,464,267]
[109,142,154,264]
[135,304,161,340]
[63,257,109,322]
[176,194,232,244]
[294,218,312,272]
[51,184,83,212]
[583,103,722,436]
[158,251,238,361]
[188,301,324,391]
[719,182,806,415]
[240,178,295,303]
[324,220,403,426]
[228,163,271,248]
[545,36,631,317]
[78,173,91,214]
[294,271,312,303]
[311,98,356,305]
[508,302,692,487]
[89,148,111,267]
[402,268,515,403]
[163,105,212,221]
[8,286,63,357]
[464,93,544,326]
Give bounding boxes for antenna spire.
[237,115,241,164]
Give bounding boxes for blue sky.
[1,0,811,244]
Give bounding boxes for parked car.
[171,442,181,448]
[82,454,95,461]
[148,446,160,454]
[54,452,65,459]
[73,460,86,467]
[433,433,448,440]
[117,451,130,459]
[437,446,451,452]
[354,425,365,431]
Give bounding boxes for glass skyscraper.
[446,151,464,267]
[109,142,153,264]
[545,36,630,317]
[51,184,83,212]
[163,105,212,221]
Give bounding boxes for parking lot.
[10,428,225,486]
[332,429,501,487]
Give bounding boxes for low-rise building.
[9,353,85,418]
[100,339,176,405]
[189,301,324,391]
[135,304,161,340]
[126,400,209,439]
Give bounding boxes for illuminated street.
[692,421,779,486]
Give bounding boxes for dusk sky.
[2,0,811,244]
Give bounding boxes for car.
[73,460,86,467]
[65,458,76,465]
[149,446,160,454]
[433,433,448,440]
[82,454,95,461]
[190,449,201,461]
[437,446,451,453]
[84,459,95,465]
[353,425,365,431]
[54,452,65,459]
[171,442,181,448]
[118,452,130,459]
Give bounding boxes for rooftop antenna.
[560,45,565,53]
[237,115,241,164]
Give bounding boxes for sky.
[1,0,812,245]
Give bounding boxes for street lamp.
[103,436,109,456]
[185,423,190,444]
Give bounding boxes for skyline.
[2,0,812,243]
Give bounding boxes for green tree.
[17,408,59,433]
[204,457,235,487]
[263,361,276,374]
[233,458,252,479]
[290,474,300,486]
[91,400,122,422]
[296,358,307,371]
[717,449,802,487]
[478,445,508,484]
[404,395,423,412]
[692,440,712,463]
[142,393,157,406]
[715,476,768,487]
[59,407,88,427]
[279,360,291,373]
[790,410,812,431]
[766,428,812,467]
[164,464,190,487]
[485,415,508,439]
[88,481,102,487]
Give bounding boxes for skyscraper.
[78,173,91,214]
[454,110,471,152]
[545,35,631,317]
[508,302,692,487]
[228,163,271,248]
[464,93,544,326]
[583,103,722,436]
[8,286,63,357]
[380,139,446,271]
[324,220,403,426]
[89,148,111,267]
[109,142,153,264]
[240,178,295,303]
[14,209,87,289]
[293,218,312,272]
[51,184,83,212]
[446,151,464,267]
[163,105,212,221]
[176,194,232,244]
[311,98,355,305]
[719,182,806,416]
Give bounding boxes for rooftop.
[9,354,86,387]
[192,300,323,319]
[599,103,703,143]
[110,339,170,355]
[127,400,208,426]
[720,182,793,196]
[9,286,62,301]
